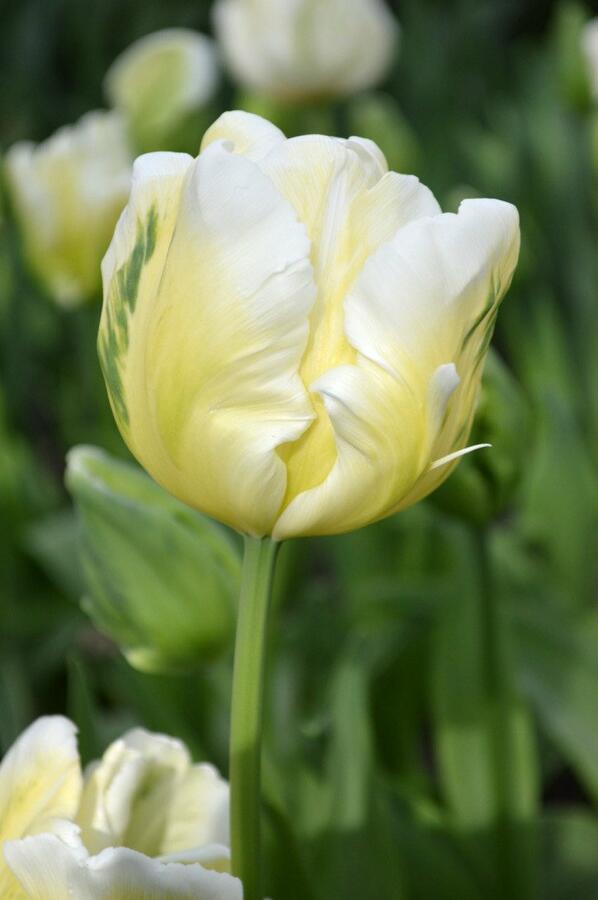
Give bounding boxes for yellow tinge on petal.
[0,717,82,899]
[99,111,520,540]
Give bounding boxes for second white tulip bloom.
[214,0,399,101]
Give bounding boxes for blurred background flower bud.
[346,92,419,175]
[431,349,531,525]
[581,14,598,104]
[4,111,132,309]
[213,0,399,102]
[104,28,220,154]
[553,2,598,109]
[65,445,240,673]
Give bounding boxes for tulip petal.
[430,443,491,470]
[201,110,285,161]
[259,135,440,506]
[159,844,231,874]
[77,728,228,858]
[99,150,193,438]
[344,199,519,383]
[5,824,242,900]
[157,763,229,856]
[275,199,519,536]
[273,359,425,538]
[0,717,82,898]
[116,140,315,536]
[343,198,519,514]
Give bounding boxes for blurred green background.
[1,1,598,898]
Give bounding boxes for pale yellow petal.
[201,110,285,161]
[157,764,229,856]
[99,150,193,442]
[0,717,82,898]
[259,135,440,508]
[273,359,424,539]
[342,198,519,515]
[5,825,241,900]
[113,140,315,536]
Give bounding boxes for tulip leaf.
[66,445,240,673]
[540,811,598,900]
[513,603,598,803]
[431,528,539,900]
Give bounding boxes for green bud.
[104,29,220,154]
[432,350,531,525]
[346,92,419,174]
[65,445,240,673]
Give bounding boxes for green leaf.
[541,810,598,900]
[431,529,539,899]
[513,604,598,803]
[65,445,240,673]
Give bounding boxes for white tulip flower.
[214,0,399,101]
[99,111,520,540]
[5,111,132,307]
[77,727,229,857]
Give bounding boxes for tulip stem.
[230,535,279,900]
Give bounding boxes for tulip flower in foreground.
[105,28,219,153]
[0,717,234,899]
[5,111,132,308]
[99,110,520,541]
[98,109,519,900]
[213,0,399,101]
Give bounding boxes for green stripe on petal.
[98,204,158,432]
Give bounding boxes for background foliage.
[1,1,598,897]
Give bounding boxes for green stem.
[230,535,279,900]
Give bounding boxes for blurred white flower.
[213,0,399,101]
[582,17,598,100]
[0,717,81,898]
[5,111,132,308]
[105,29,220,151]
[5,821,241,899]
[76,727,230,858]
